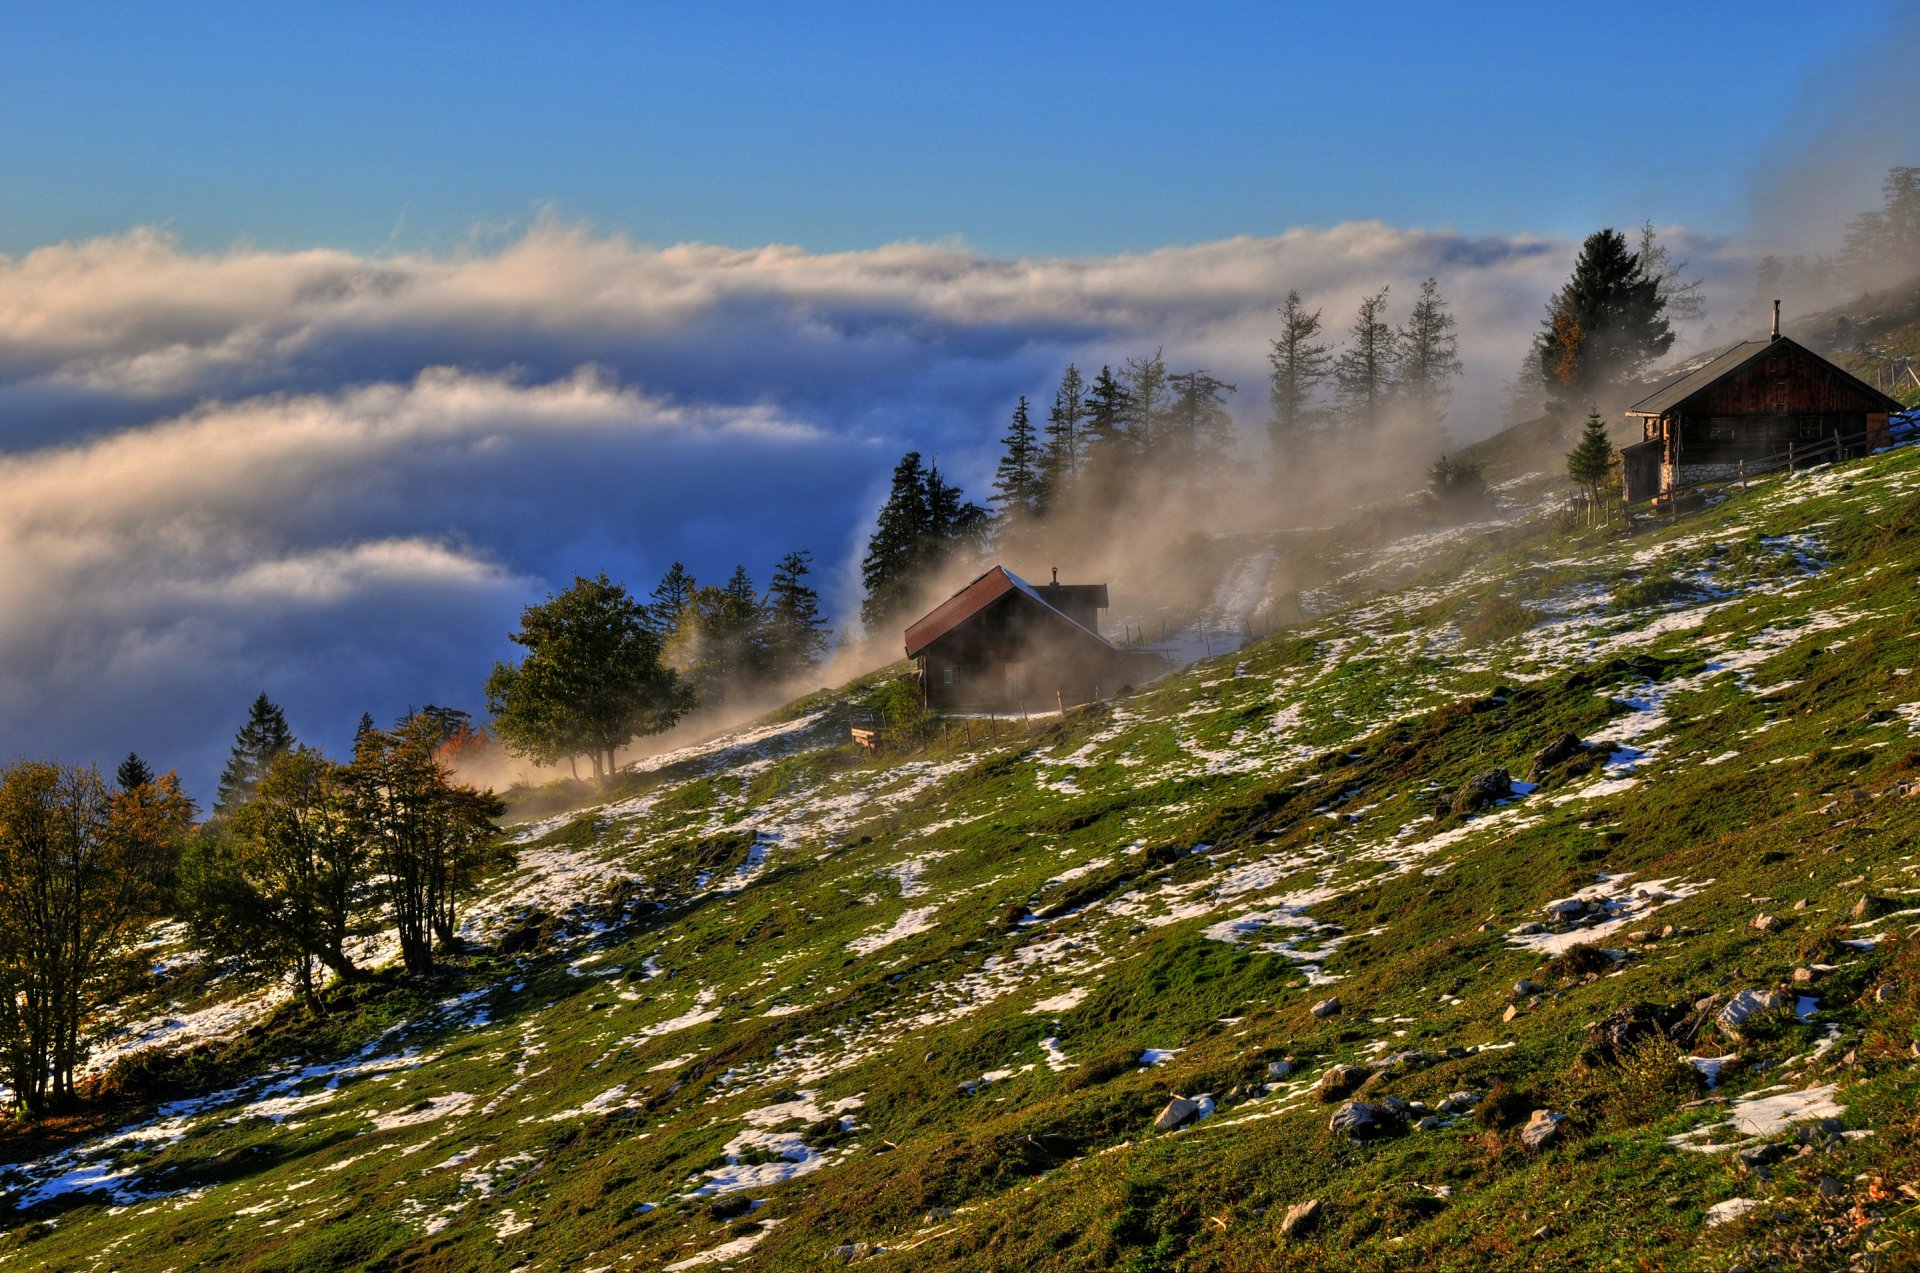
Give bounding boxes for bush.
[1474,1079,1532,1130]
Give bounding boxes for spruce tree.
[115,752,154,794]
[861,452,935,631]
[647,562,697,636]
[1397,277,1464,437]
[1635,223,1705,325]
[767,550,830,676]
[1165,370,1237,470]
[990,396,1045,534]
[1566,409,1617,524]
[1042,364,1086,489]
[1268,290,1333,456]
[355,712,376,742]
[1123,349,1169,458]
[1535,229,1673,414]
[1081,364,1135,472]
[215,694,293,815]
[1335,287,1395,430]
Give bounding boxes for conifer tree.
[355,712,377,743]
[1042,364,1086,489]
[647,563,697,636]
[1165,370,1238,470]
[1081,364,1135,468]
[115,752,154,794]
[1268,290,1333,456]
[1397,277,1464,436]
[990,396,1045,528]
[766,550,830,676]
[1123,349,1169,458]
[861,452,935,632]
[1566,409,1617,524]
[1335,287,1395,430]
[1635,223,1705,325]
[1535,229,1673,414]
[215,694,294,815]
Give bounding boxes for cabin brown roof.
[1627,337,1903,418]
[902,566,1113,658]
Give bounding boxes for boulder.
[1327,1100,1383,1138]
[1529,732,1586,779]
[1502,1005,1520,1024]
[1266,1059,1294,1081]
[1154,1097,1200,1132]
[1750,913,1779,932]
[1792,967,1818,984]
[1414,1115,1445,1131]
[1452,769,1515,815]
[1519,1109,1568,1151]
[1583,1002,1673,1064]
[1512,980,1546,997]
[1875,981,1902,1004]
[1545,898,1588,921]
[1279,1199,1322,1238]
[1440,1090,1481,1114]
[1317,1064,1369,1100]
[1311,996,1342,1018]
[1717,988,1788,1037]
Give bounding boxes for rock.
[1375,1095,1412,1121]
[1452,768,1515,815]
[1793,898,1810,911]
[1414,1115,1445,1131]
[1224,1083,1256,1104]
[1440,1090,1481,1114]
[1529,732,1586,778]
[1851,895,1886,920]
[1819,1176,1846,1200]
[831,1242,873,1263]
[922,1207,952,1224]
[1737,1142,1787,1171]
[1875,982,1902,1004]
[1658,924,1677,939]
[1266,1059,1294,1081]
[1546,898,1588,920]
[1792,967,1818,984]
[1328,1100,1385,1138]
[1279,1199,1322,1238]
[1583,1002,1673,1063]
[1516,922,1547,935]
[1502,1005,1520,1024]
[1154,1097,1200,1132]
[1513,979,1546,997]
[1311,996,1341,1018]
[1717,988,1788,1037]
[1476,921,1495,932]
[1750,914,1778,931]
[1519,1109,1568,1151]
[1317,1064,1368,1100]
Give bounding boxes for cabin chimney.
[1050,567,1059,584]
[1771,299,1781,342]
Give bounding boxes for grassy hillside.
[6,441,1920,1270]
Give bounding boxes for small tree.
[115,753,154,794]
[989,396,1046,537]
[347,716,506,977]
[1041,364,1087,489]
[1566,410,1618,525]
[1268,289,1334,457]
[1398,277,1464,437]
[1335,287,1395,430]
[766,550,830,678]
[486,574,693,780]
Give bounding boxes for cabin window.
[1773,380,1789,415]
[1796,418,1827,440]
[1707,419,1737,441]
[1005,612,1026,638]
[942,665,956,686]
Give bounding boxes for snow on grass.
[1668,1083,1845,1153]
[846,906,939,956]
[1029,986,1090,1014]
[1507,875,1710,956]
[542,1084,633,1122]
[1705,1198,1760,1227]
[372,1091,476,1132]
[663,1219,782,1270]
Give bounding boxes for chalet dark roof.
[1626,336,1903,418]
[903,566,1114,658]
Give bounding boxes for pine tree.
[1268,290,1333,456]
[861,452,935,632]
[990,396,1045,530]
[1566,409,1617,525]
[1165,370,1237,470]
[1081,364,1135,471]
[766,550,830,677]
[647,562,697,636]
[355,712,376,742]
[1042,364,1086,490]
[1397,278,1464,437]
[215,694,294,815]
[1123,349,1169,458]
[1335,287,1395,430]
[115,752,154,794]
[1535,229,1674,415]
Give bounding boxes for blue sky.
[1,1,1899,257]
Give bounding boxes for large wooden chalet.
[903,566,1162,711]
[1620,310,1903,502]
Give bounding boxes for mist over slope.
[5,418,1920,1268]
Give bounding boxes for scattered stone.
[1737,1143,1787,1172]
[1452,769,1515,815]
[1875,982,1902,1004]
[1658,924,1677,940]
[1440,1090,1481,1114]
[831,1242,873,1263]
[1546,898,1588,921]
[1516,922,1547,935]
[1513,980,1546,997]
[1529,732,1586,778]
[1476,921,1495,932]
[1519,1109,1568,1151]
[1317,1064,1368,1100]
[1414,1115,1445,1131]
[1583,1002,1674,1064]
[1266,1059,1294,1081]
[1311,996,1341,1018]
[1717,988,1789,1038]
[1819,1176,1846,1201]
[1502,1005,1520,1024]
[1224,1083,1256,1104]
[1794,898,1810,911]
[1793,967,1819,984]
[922,1207,952,1224]
[1531,1224,1552,1240]
[1328,1100,1385,1138]
[1279,1199,1322,1239]
[1750,914,1778,931]
[1154,1097,1200,1132]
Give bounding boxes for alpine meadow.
[4,6,1920,1272]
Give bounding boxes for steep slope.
[6,439,1920,1270]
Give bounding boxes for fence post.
[1739,459,1746,490]
[1788,442,1796,475]
[1056,689,1066,717]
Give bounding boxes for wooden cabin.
[1620,310,1902,502]
[902,566,1162,711]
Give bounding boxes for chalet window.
[1796,418,1827,440]
[1005,612,1026,638]
[1707,419,1737,441]
[942,665,956,686]
[1773,380,1788,415]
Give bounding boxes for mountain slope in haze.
[5,428,1920,1270]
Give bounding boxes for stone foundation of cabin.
[1663,460,1746,490]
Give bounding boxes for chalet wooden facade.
[1620,324,1902,502]
[902,566,1162,711]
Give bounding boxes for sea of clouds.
[0,218,1755,796]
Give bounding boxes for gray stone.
[1311,996,1341,1018]
[1154,1097,1199,1132]
[1792,966,1818,984]
[1453,768,1515,814]
[1819,1176,1846,1200]
[1750,913,1778,931]
[1279,1198,1322,1238]
[1546,898,1588,920]
[1716,988,1788,1037]
[1327,1100,1384,1138]
[1519,1109,1567,1151]
[1266,1059,1294,1081]
[1875,981,1902,1004]
[1529,733,1585,778]
[1318,1064,1368,1099]
[1513,980,1546,997]
[1440,1090,1481,1114]
[1414,1115,1445,1131]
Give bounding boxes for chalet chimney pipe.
[1051,567,1058,584]
[1772,299,1781,342]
